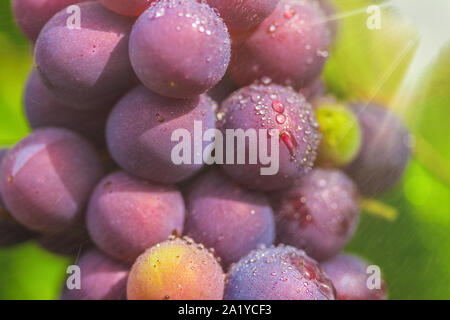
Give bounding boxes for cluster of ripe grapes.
[0,0,411,300]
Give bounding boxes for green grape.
[316,103,361,167]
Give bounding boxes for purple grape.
[271,168,359,261]
[317,0,338,43]
[60,249,129,300]
[0,149,35,246]
[129,0,231,98]
[99,0,156,16]
[12,0,90,42]
[0,128,104,233]
[0,148,8,211]
[225,245,335,300]
[218,82,321,191]
[24,69,111,147]
[184,169,275,266]
[229,0,331,89]
[322,253,387,300]
[206,0,280,30]
[87,171,185,264]
[299,77,326,102]
[37,225,91,256]
[106,85,217,184]
[34,2,136,110]
[345,103,411,196]
[0,216,36,247]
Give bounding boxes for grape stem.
[360,198,398,221]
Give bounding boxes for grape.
[12,0,89,42]
[87,171,185,264]
[37,225,91,256]
[317,0,338,43]
[60,249,129,300]
[315,102,362,167]
[129,0,231,98]
[0,128,104,233]
[24,69,111,147]
[34,2,137,110]
[218,82,321,191]
[0,148,8,211]
[299,77,326,102]
[224,245,335,300]
[184,169,275,266]
[99,0,155,16]
[345,103,411,196]
[229,0,331,89]
[205,0,280,30]
[0,149,35,246]
[322,253,387,300]
[127,237,225,300]
[271,168,359,261]
[106,85,217,184]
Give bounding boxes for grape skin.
[34,2,137,110]
[24,69,111,147]
[206,0,280,30]
[87,171,185,264]
[315,103,362,167]
[218,82,321,191]
[345,103,411,196]
[12,0,89,42]
[127,237,225,300]
[225,245,336,300]
[229,0,331,89]
[129,0,231,98]
[99,0,155,16]
[271,168,360,261]
[322,253,387,300]
[0,128,104,233]
[106,85,217,184]
[0,149,36,246]
[184,169,275,267]
[0,149,8,211]
[60,249,129,300]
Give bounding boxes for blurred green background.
[0,0,449,299]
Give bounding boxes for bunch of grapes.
[1,0,412,300]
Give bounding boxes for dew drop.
[316,50,329,58]
[276,114,287,124]
[272,100,284,113]
[280,131,297,155]
[284,8,296,19]
[268,24,277,33]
